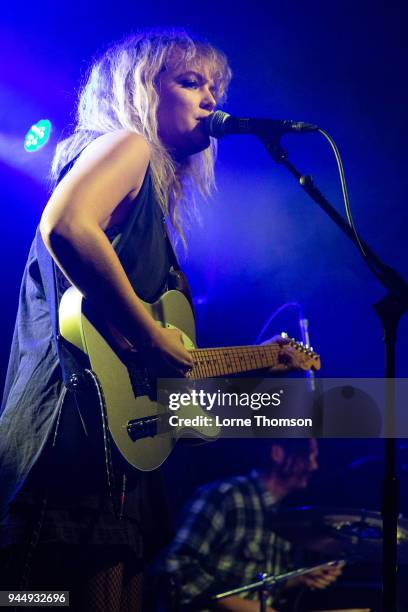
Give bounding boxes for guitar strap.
[165,232,195,315]
[46,248,121,518]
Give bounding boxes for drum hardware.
[213,560,344,612]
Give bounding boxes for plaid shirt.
[164,471,292,609]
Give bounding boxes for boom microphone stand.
[261,134,408,611]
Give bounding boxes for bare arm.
[40,130,192,368]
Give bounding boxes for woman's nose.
[200,88,216,112]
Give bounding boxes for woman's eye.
[181,80,199,88]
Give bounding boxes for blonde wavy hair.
[51,29,232,246]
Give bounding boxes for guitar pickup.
[127,416,159,440]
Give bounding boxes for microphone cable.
[254,301,304,345]
[317,128,386,285]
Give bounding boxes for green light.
[24,119,52,152]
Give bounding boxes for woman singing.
[0,29,231,611]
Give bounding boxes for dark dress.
[0,166,179,609]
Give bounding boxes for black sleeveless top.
[0,166,179,516]
[111,167,170,302]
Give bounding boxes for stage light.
[24,119,52,152]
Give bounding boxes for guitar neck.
[188,344,284,379]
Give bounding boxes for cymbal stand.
[213,560,342,611]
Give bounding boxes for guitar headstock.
[280,332,321,371]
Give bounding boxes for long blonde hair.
[51,29,232,246]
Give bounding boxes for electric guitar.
[59,287,320,471]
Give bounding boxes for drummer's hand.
[296,561,344,590]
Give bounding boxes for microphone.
[205,110,318,139]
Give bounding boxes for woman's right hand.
[147,326,194,376]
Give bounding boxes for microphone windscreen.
[205,111,230,138]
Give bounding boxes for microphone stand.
[261,135,408,611]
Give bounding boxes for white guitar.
[59,288,320,471]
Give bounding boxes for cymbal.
[273,506,408,562]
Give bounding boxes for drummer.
[161,439,343,611]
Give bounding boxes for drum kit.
[214,506,408,612]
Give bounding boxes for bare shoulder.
[82,130,150,161]
[42,131,151,233]
[57,129,150,193]
[74,130,150,187]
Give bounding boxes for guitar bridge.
[127,416,160,440]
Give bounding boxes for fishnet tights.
[16,544,144,612]
[85,562,143,612]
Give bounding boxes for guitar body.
[59,287,320,472]
[59,287,219,471]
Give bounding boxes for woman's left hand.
[260,333,296,372]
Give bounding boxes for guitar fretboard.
[188,344,283,379]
